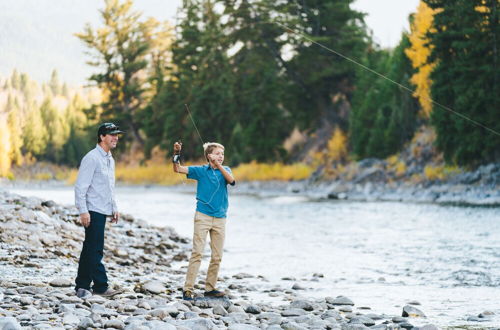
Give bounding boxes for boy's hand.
[173,142,182,154]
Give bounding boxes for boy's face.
[208,147,224,165]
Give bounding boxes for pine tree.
[49,69,61,95]
[76,0,158,147]
[23,101,48,157]
[424,0,500,165]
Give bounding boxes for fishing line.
[266,20,500,137]
[180,104,222,206]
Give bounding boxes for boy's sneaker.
[93,287,123,298]
[183,290,195,300]
[204,289,225,297]
[75,288,92,299]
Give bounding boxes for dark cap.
[97,122,124,136]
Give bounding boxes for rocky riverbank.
[0,190,455,330]
[236,163,500,207]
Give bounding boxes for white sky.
[159,0,420,48]
[351,0,420,48]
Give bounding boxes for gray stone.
[177,317,216,329]
[213,305,228,316]
[78,317,94,329]
[148,306,178,319]
[104,319,126,329]
[321,310,342,321]
[144,321,176,330]
[0,317,22,330]
[227,325,260,330]
[281,322,308,330]
[415,325,439,330]
[228,305,245,314]
[291,283,305,290]
[327,296,354,306]
[142,281,166,295]
[399,322,414,330]
[256,312,282,325]
[245,304,261,314]
[402,305,426,318]
[62,313,80,325]
[349,316,375,326]
[193,297,231,309]
[290,300,314,311]
[282,308,307,317]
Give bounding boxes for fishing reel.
[172,140,182,164]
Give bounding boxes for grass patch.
[233,161,313,181]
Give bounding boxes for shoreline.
[0,189,460,329]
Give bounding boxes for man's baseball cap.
[97,122,124,136]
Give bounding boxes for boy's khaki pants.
[184,211,226,292]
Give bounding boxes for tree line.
[0,0,498,177]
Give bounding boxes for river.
[8,184,500,328]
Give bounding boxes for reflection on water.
[8,184,500,327]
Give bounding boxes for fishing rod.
[173,104,222,206]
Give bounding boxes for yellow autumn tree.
[405,1,439,118]
[0,116,12,177]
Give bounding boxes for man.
[172,141,235,300]
[74,122,124,298]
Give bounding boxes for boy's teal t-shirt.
[187,164,233,218]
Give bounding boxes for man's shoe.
[76,288,92,299]
[182,290,195,301]
[204,289,225,297]
[93,288,123,298]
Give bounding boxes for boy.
[172,141,235,300]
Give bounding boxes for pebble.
[402,305,426,318]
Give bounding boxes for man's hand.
[111,212,119,224]
[80,212,91,227]
[173,142,182,154]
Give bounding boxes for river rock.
[281,322,308,330]
[399,322,414,329]
[291,283,305,290]
[142,280,166,295]
[78,317,94,329]
[62,313,80,325]
[227,325,260,330]
[402,305,426,318]
[349,316,375,326]
[245,304,261,314]
[177,317,216,329]
[193,297,231,309]
[213,305,228,316]
[327,296,354,306]
[290,299,314,311]
[256,312,282,325]
[49,278,73,287]
[104,319,126,329]
[414,325,439,330]
[0,317,22,330]
[281,308,307,317]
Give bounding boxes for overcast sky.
[0,0,421,84]
[150,0,421,48]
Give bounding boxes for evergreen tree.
[49,69,61,95]
[40,98,70,162]
[282,0,369,132]
[0,117,12,177]
[350,34,418,158]
[223,0,291,162]
[76,0,158,147]
[424,0,500,165]
[23,101,48,157]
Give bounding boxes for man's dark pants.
[75,211,108,293]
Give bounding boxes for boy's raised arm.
[172,142,188,174]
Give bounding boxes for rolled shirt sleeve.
[74,154,97,214]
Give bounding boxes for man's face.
[209,147,224,165]
[101,133,119,150]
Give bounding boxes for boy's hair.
[203,142,224,162]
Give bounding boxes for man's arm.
[74,154,97,227]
